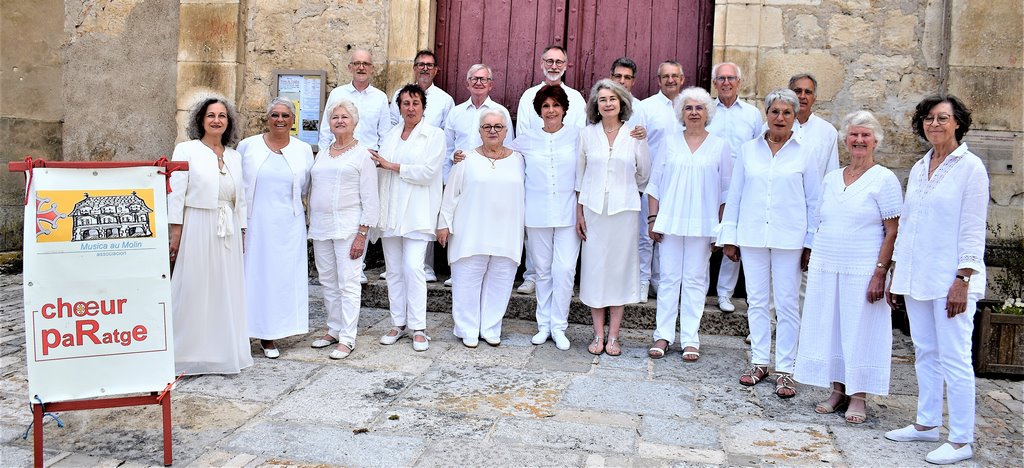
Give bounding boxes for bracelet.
[357,231,368,236]
[647,214,657,221]
[875,262,888,269]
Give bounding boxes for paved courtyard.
[0,273,1020,467]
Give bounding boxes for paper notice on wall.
[22,167,175,402]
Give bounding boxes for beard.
[544,69,565,82]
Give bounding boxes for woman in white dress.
[238,97,314,359]
[512,85,580,351]
[718,88,821,398]
[371,84,445,352]
[794,111,902,423]
[884,95,988,465]
[438,109,525,348]
[308,100,379,359]
[646,87,731,362]
[576,79,650,356]
[168,94,253,375]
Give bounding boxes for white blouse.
[647,133,732,238]
[512,125,580,228]
[437,150,526,263]
[718,132,821,250]
[374,121,446,239]
[238,135,314,219]
[308,145,380,240]
[891,144,989,299]
[575,123,651,216]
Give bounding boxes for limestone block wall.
[176,0,244,142]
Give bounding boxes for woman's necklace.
[202,140,227,174]
[843,163,874,189]
[765,133,790,144]
[263,134,286,155]
[330,138,356,156]
[603,122,622,134]
[480,147,507,169]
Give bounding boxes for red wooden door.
[434,0,714,120]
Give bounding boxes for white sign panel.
[23,167,175,402]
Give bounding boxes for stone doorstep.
[356,269,751,336]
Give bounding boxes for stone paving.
[0,273,1021,467]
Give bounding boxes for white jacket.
[373,121,445,239]
[168,139,246,230]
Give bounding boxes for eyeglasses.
[659,74,683,81]
[923,114,952,125]
[715,76,738,83]
[349,61,372,68]
[468,76,492,84]
[542,59,567,67]
[611,73,635,81]
[682,105,705,112]
[414,62,436,69]
[480,124,507,133]
[269,112,292,119]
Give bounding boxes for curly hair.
[186,93,240,146]
[396,83,427,111]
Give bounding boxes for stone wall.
[713,0,1023,239]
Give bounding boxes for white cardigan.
[374,120,445,239]
[168,139,246,229]
[238,134,314,219]
[575,123,651,216]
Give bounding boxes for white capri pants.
[742,247,802,373]
[381,236,429,330]
[654,235,713,348]
[905,295,978,443]
[450,254,518,340]
[527,226,581,334]
[313,237,363,348]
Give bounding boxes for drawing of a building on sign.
[69,192,154,241]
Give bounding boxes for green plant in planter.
[989,223,1024,315]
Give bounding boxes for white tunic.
[442,97,515,183]
[891,144,989,299]
[512,125,580,228]
[308,145,380,240]
[390,84,455,129]
[796,165,903,394]
[437,150,525,264]
[319,83,393,151]
[647,133,732,238]
[373,121,446,240]
[516,82,587,135]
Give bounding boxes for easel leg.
[162,392,172,466]
[33,404,43,468]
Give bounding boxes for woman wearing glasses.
[884,95,988,465]
[437,109,525,348]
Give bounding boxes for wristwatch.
[955,274,971,284]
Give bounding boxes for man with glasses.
[318,48,392,152]
[789,73,839,179]
[706,62,763,314]
[443,64,514,184]
[514,45,587,294]
[389,50,455,129]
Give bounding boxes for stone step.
[355,268,750,337]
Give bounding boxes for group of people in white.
[167,45,989,465]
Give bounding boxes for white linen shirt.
[373,121,446,239]
[238,135,314,219]
[512,125,580,228]
[891,144,989,299]
[718,132,821,249]
[516,82,587,135]
[640,91,683,159]
[318,83,392,151]
[575,123,651,216]
[437,150,526,264]
[799,113,840,179]
[390,84,455,129]
[647,133,732,238]
[307,145,380,240]
[442,97,514,183]
[706,98,763,161]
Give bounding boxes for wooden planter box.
[972,303,1024,375]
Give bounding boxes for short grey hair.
[675,87,716,126]
[712,62,743,81]
[465,63,493,81]
[839,110,885,146]
[763,88,800,115]
[477,108,506,126]
[325,99,360,127]
[266,97,296,117]
[185,92,240,146]
[788,73,818,91]
[586,79,633,124]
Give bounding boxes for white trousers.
[906,296,977,443]
[382,236,428,330]
[527,226,581,333]
[523,234,537,282]
[654,236,712,348]
[742,247,802,373]
[717,255,740,298]
[451,255,518,340]
[639,195,658,285]
[313,238,363,348]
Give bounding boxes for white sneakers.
[425,266,438,283]
[444,278,453,286]
[639,281,650,304]
[483,336,501,346]
[379,270,388,280]
[531,330,549,345]
[360,271,368,285]
[885,425,971,465]
[517,280,536,294]
[718,296,736,313]
[551,331,570,350]
[462,336,479,348]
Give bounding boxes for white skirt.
[579,204,640,308]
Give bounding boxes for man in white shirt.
[789,73,839,178]
[706,62,763,313]
[514,45,587,294]
[444,63,514,184]
[389,50,455,130]
[318,49,392,152]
